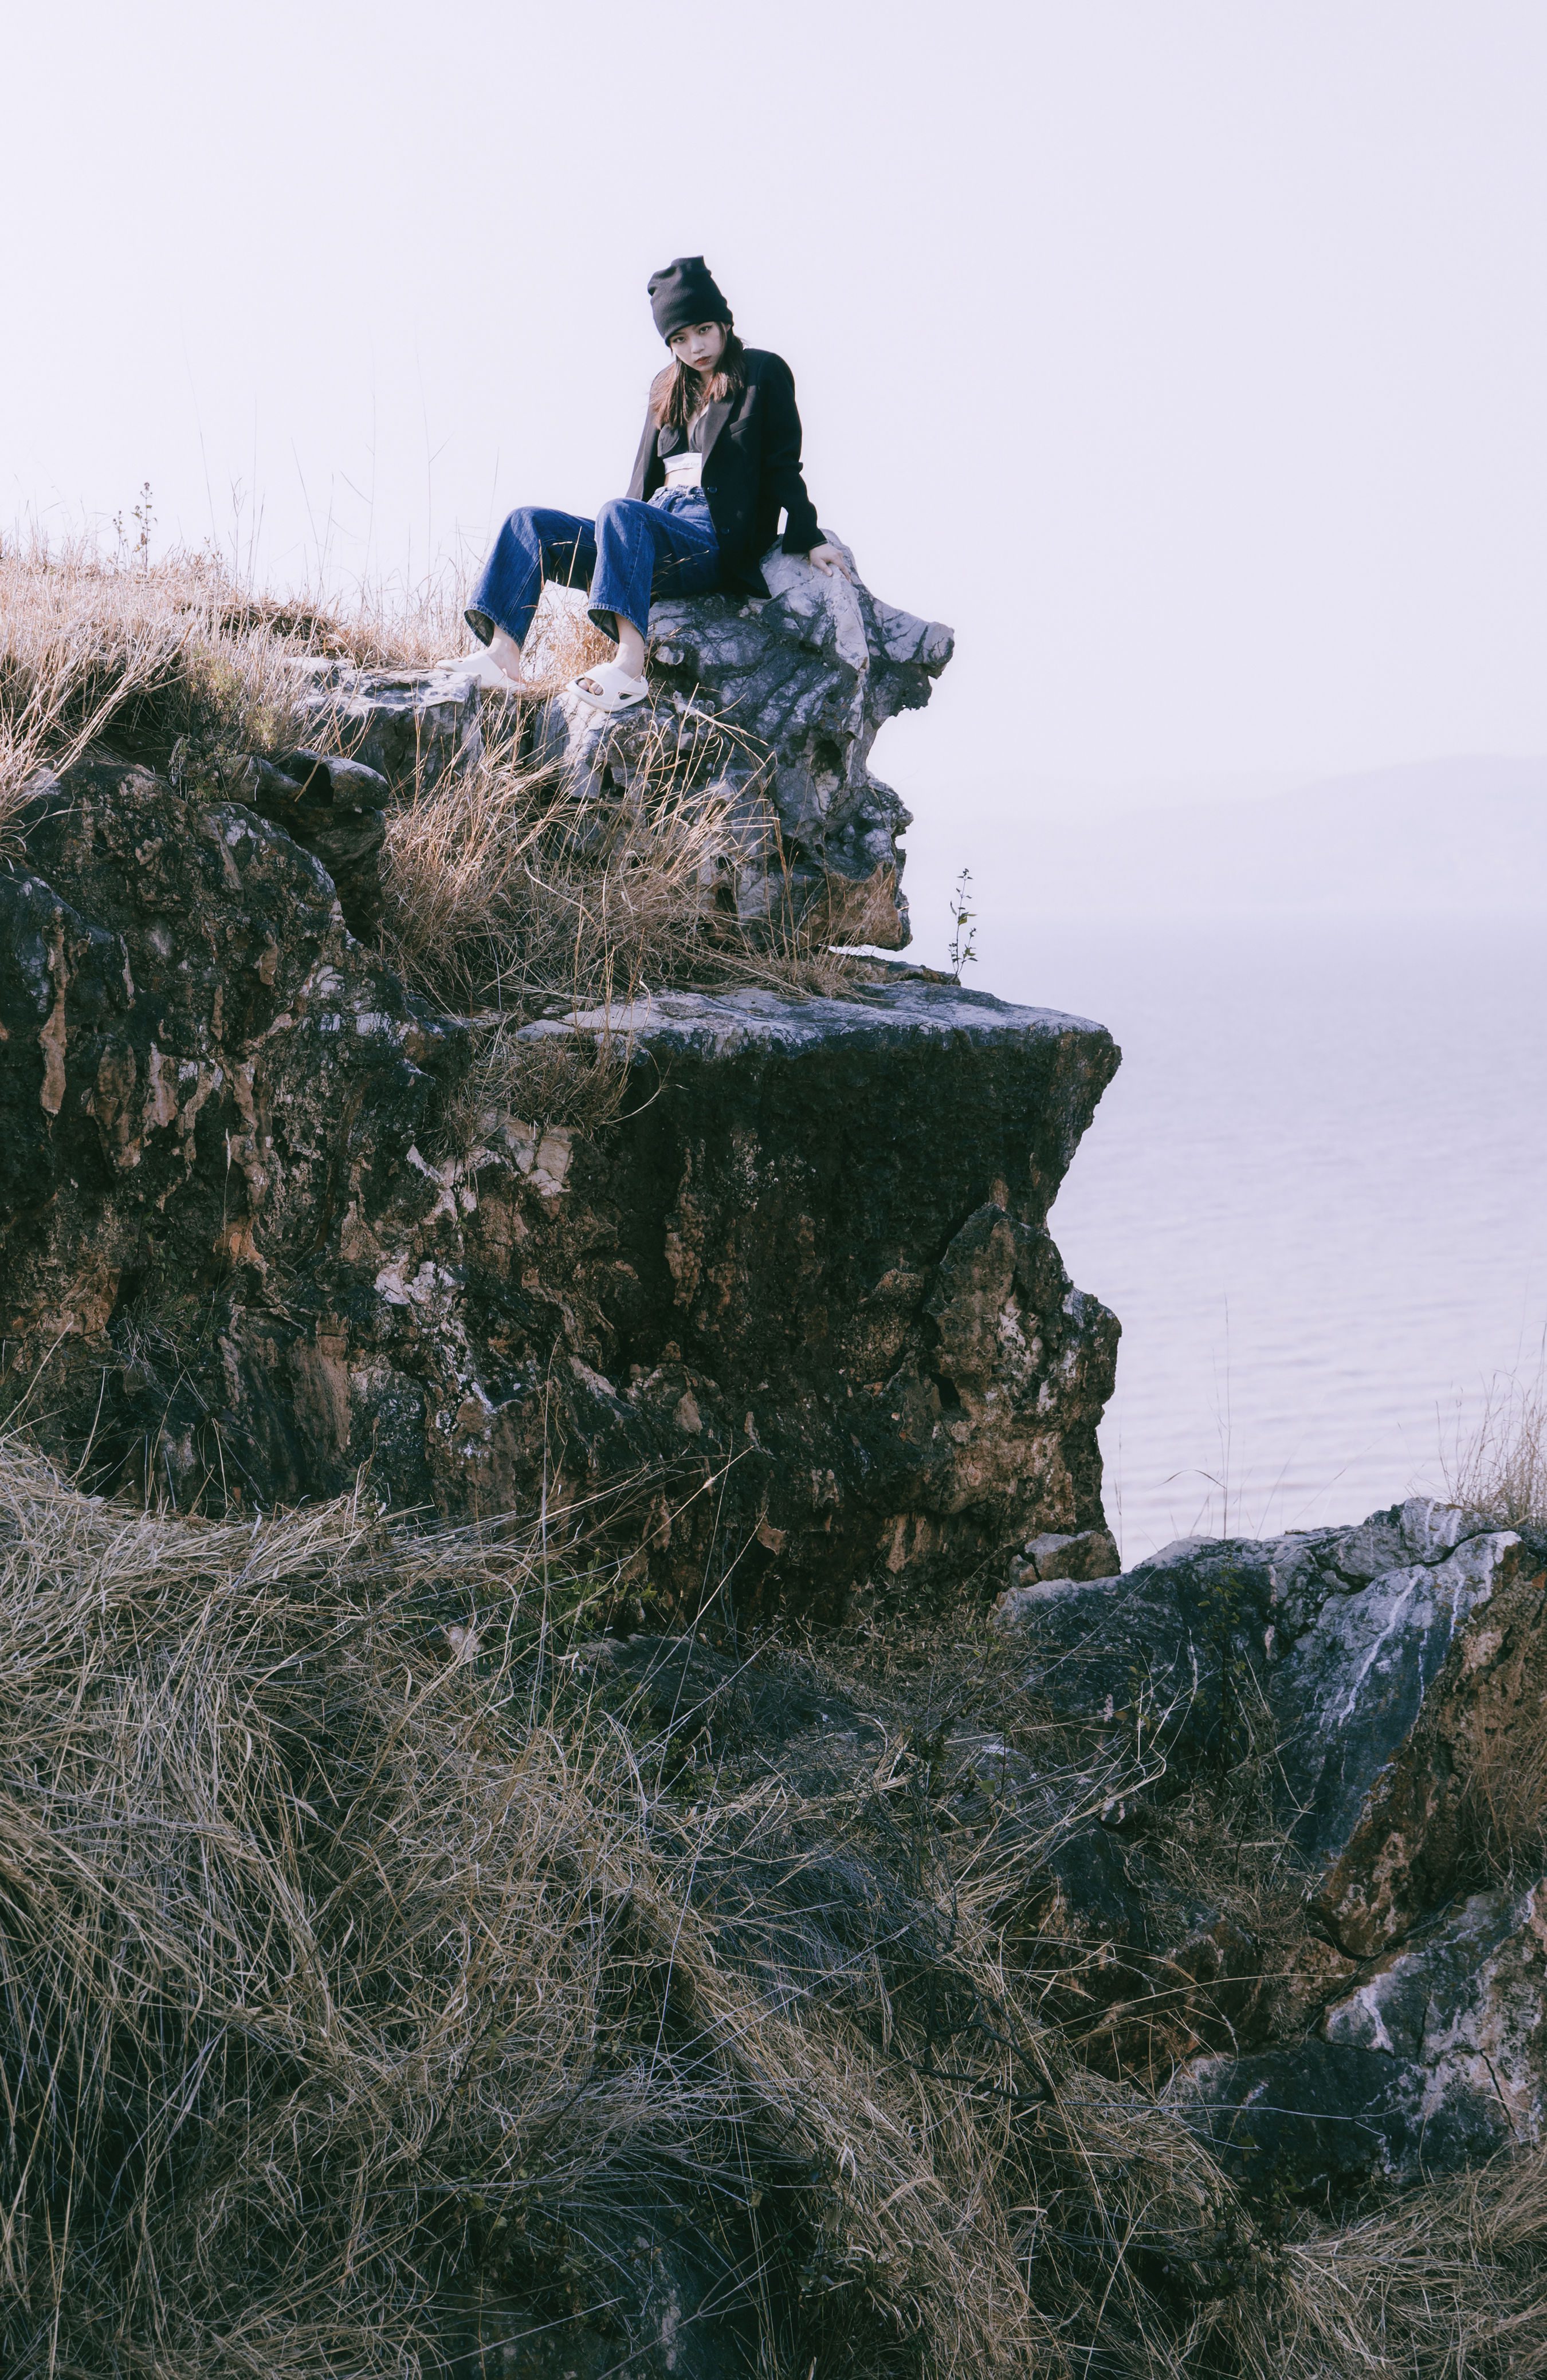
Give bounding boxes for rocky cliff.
[0,559,1117,1622]
[7,555,1547,2377]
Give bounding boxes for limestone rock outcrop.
[286,655,485,794]
[215,745,392,937]
[998,1500,1547,2201]
[0,749,1114,1622]
[292,543,951,946]
[549,543,951,943]
[997,1497,1530,1934]
[1185,1881,1547,2202]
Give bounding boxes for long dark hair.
[649,328,747,431]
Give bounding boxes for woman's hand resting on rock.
[807,543,855,581]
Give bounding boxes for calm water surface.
[992,916,1547,1560]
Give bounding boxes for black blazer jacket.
[625,347,823,597]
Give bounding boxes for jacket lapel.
[697,395,735,467]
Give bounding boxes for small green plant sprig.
[948,866,978,978]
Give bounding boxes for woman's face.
[668,320,728,373]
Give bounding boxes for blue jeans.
[465,488,720,649]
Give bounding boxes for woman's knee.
[595,496,643,539]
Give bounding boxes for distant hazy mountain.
[1000,757,1547,914]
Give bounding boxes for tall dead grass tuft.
[0,536,335,830]
[380,697,853,1022]
[441,1019,633,1149]
[2,1429,1546,2374]
[379,715,736,1015]
[1274,2151,1547,2377]
[501,579,615,699]
[1440,1359,1547,1531]
[0,532,524,827]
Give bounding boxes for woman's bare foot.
[487,625,528,688]
[614,619,647,678]
[575,617,649,705]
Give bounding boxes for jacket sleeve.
[627,406,662,503]
[761,356,822,553]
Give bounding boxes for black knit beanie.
[647,256,733,341]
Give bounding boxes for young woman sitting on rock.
[463,255,854,713]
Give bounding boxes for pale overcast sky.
[5,1,1547,812]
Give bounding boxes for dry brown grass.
[378,711,737,1017]
[0,533,547,831]
[1440,1362,1547,1532]
[0,531,469,835]
[497,578,615,699]
[0,1432,1161,2376]
[3,538,860,1022]
[439,1018,633,1148]
[378,655,864,1029]
[0,537,308,833]
[3,1429,1546,2377]
[1274,2154,1547,2377]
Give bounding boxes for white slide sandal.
[571,660,649,713]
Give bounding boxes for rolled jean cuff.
[588,600,642,641]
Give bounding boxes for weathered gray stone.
[1180,1882,1547,2202]
[625,541,949,943]
[1324,1881,1547,2134]
[218,747,392,937]
[288,659,485,793]
[996,1525,1122,1608]
[1281,1523,1514,1860]
[995,1499,1536,1950]
[339,545,950,945]
[988,1492,1547,2201]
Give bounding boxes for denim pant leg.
[587,494,720,640]
[465,506,598,646]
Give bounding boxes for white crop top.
[661,406,710,489]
